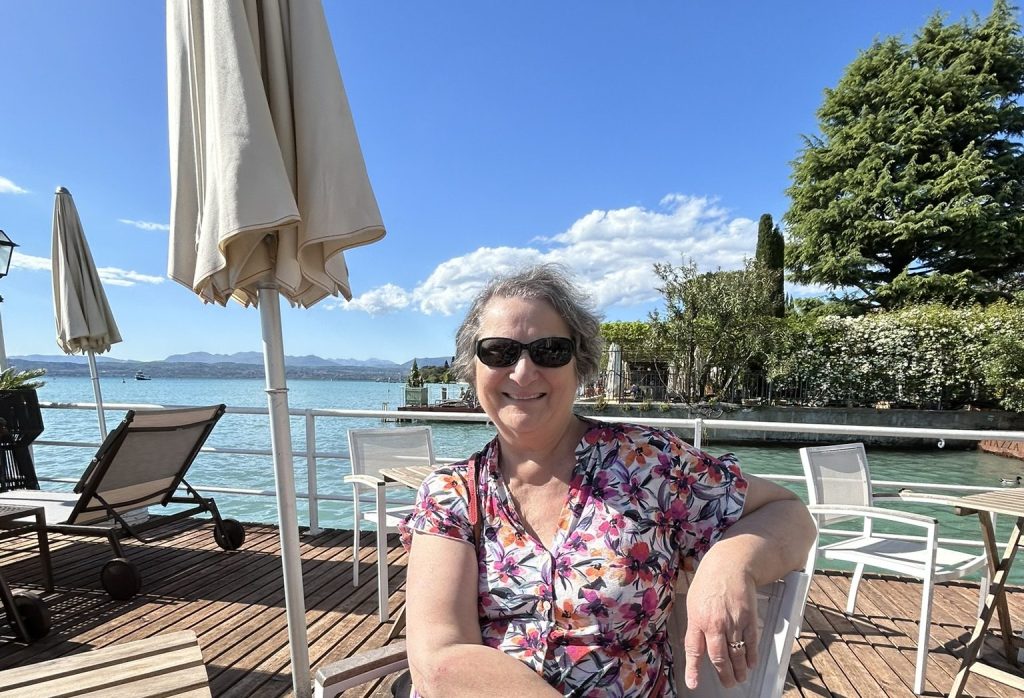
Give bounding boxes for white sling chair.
[345,426,435,623]
[313,568,811,698]
[801,442,990,695]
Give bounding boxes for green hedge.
[767,299,1024,411]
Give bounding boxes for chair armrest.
[314,641,408,698]
[896,489,971,507]
[808,504,937,528]
[344,474,387,487]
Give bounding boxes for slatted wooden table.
[0,629,210,697]
[375,466,434,643]
[934,488,1024,697]
[379,466,433,491]
[0,504,52,591]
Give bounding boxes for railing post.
[305,410,321,535]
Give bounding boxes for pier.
[0,519,1022,696]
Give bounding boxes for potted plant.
[405,359,428,407]
[0,367,46,391]
[0,367,46,491]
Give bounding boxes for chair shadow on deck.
[799,570,1023,697]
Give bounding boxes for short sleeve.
[397,464,475,551]
[671,438,747,565]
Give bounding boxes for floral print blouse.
[398,418,747,697]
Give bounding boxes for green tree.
[600,321,668,362]
[785,1,1024,309]
[408,359,422,387]
[755,213,786,317]
[651,259,785,399]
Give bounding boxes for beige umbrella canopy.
[167,0,385,306]
[51,186,122,438]
[166,2,386,695]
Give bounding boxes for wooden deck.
[0,518,1022,697]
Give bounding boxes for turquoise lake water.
[28,375,1024,580]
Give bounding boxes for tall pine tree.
[785,1,1024,309]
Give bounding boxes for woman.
[399,265,815,697]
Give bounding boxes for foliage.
[755,214,785,318]
[785,1,1024,309]
[0,367,46,391]
[600,321,667,366]
[418,360,452,384]
[767,299,1024,411]
[407,359,423,387]
[650,259,787,399]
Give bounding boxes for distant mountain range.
[9,352,453,381]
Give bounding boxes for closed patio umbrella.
[166,2,386,695]
[51,186,122,439]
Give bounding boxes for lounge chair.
[0,572,49,643]
[0,405,245,600]
[0,629,211,697]
[313,569,812,698]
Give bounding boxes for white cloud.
[340,283,412,314]
[118,219,170,231]
[10,253,51,271]
[0,176,28,195]
[9,254,163,287]
[788,281,832,298]
[96,267,165,287]
[413,247,549,315]
[346,193,760,317]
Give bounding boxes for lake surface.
[27,375,1024,580]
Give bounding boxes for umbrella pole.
[258,286,311,698]
[86,350,108,438]
[0,303,7,371]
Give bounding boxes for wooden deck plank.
[811,572,926,695]
[1,521,1022,697]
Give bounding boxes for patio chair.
[313,569,812,698]
[800,442,990,695]
[0,405,245,601]
[345,426,435,622]
[0,629,211,697]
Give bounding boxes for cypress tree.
[755,213,786,317]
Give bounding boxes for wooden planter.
[0,389,44,491]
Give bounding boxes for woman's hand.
[682,557,759,690]
[680,473,815,690]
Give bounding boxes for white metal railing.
[32,401,1024,545]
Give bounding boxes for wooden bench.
[0,630,211,697]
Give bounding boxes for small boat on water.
[134,370,151,381]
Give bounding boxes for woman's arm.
[682,475,815,690]
[405,531,561,697]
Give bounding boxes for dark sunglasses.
[475,337,576,368]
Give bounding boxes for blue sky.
[0,1,1008,362]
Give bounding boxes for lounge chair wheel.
[10,591,50,642]
[214,518,245,551]
[101,558,142,600]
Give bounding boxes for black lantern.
[0,230,16,280]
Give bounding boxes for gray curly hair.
[453,264,604,388]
